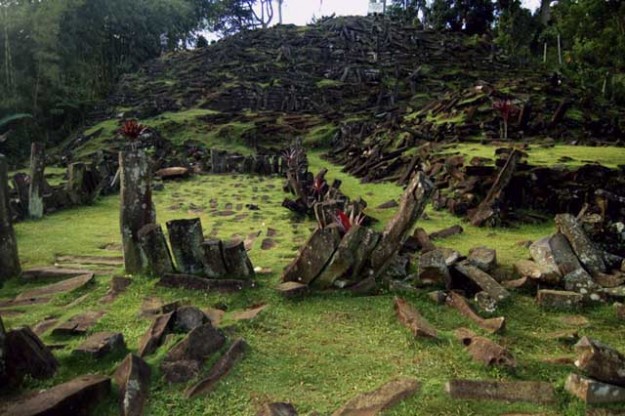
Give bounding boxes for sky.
[278,0,542,26]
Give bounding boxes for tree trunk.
[0,154,20,280]
[28,142,45,219]
[119,150,155,274]
[138,224,174,277]
[166,218,205,275]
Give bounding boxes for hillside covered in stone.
[70,15,622,161]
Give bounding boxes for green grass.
[448,143,625,168]
[1,150,624,415]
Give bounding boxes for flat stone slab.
[15,273,94,302]
[21,267,93,281]
[261,238,276,250]
[565,373,625,404]
[158,274,254,293]
[51,311,105,336]
[231,304,268,322]
[54,255,123,267]
[276,281,309,298]
[536,289,583,310]
[31,317,59,336]
[332,378,420,416]
[0,374,110,416]
[73,332,126,358]
[445,379,555,404]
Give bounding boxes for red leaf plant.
[119,119,146,140]
[492,99,517,139]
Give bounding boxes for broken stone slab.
[563,268,599,295]
[173,306,209,332]
[454,328,515,368]
[51,311,105,336]
[21,267,92,281]
[166,218,206,275]
[15,273,94,302]
[155,166,190,180]
[453,261,510,302]
[445,379,555,404]
[598,286,625,302]
[313,224,370,289]
[556,214,607,275]
[158,273,254,293]
[31,316,59,336]
[276,281,309,298]
[565,373,625,404]
[536,289,583,311]
[282,227,341,285]
[467,247,497,272]
[446,292,506,334]
[164,323,225,363]
[594,272,625,288]
[184,338,248,399]
[429,225,463,240]
[138,223,175,277]
[138,311,175,357]
[201,239,228,278]
[256,402,298,416]
[54,255,124,267]
[161,359,201,384]
[139,298,180,317]
[574,336,625,387]
[417,250,451,286]
[73,332,126,359]
[100,276,132,303]
[231,304,268,322]
[331,378,420,416]
[5,326,58,385]
[0,374,111,416]
[548,233,586,278]
[114,354,151,416]
[222,240,255,279]
[501,276,537,290]
[393,297,438,339]
[514,260,543,280]
[529,237,562,284]
[371,172,434,275]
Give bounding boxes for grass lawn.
[1,150,623,415]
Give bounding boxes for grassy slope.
[2,146,624,415]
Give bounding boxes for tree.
[494,0,541,62]
[430,0,495,35]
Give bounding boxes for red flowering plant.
[492,99,517,139]
[119,119,147,149]
[333,209,365,235]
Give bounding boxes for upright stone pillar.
[28,142,45,219]
[120,149,155,274]
[0,154,21,280]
